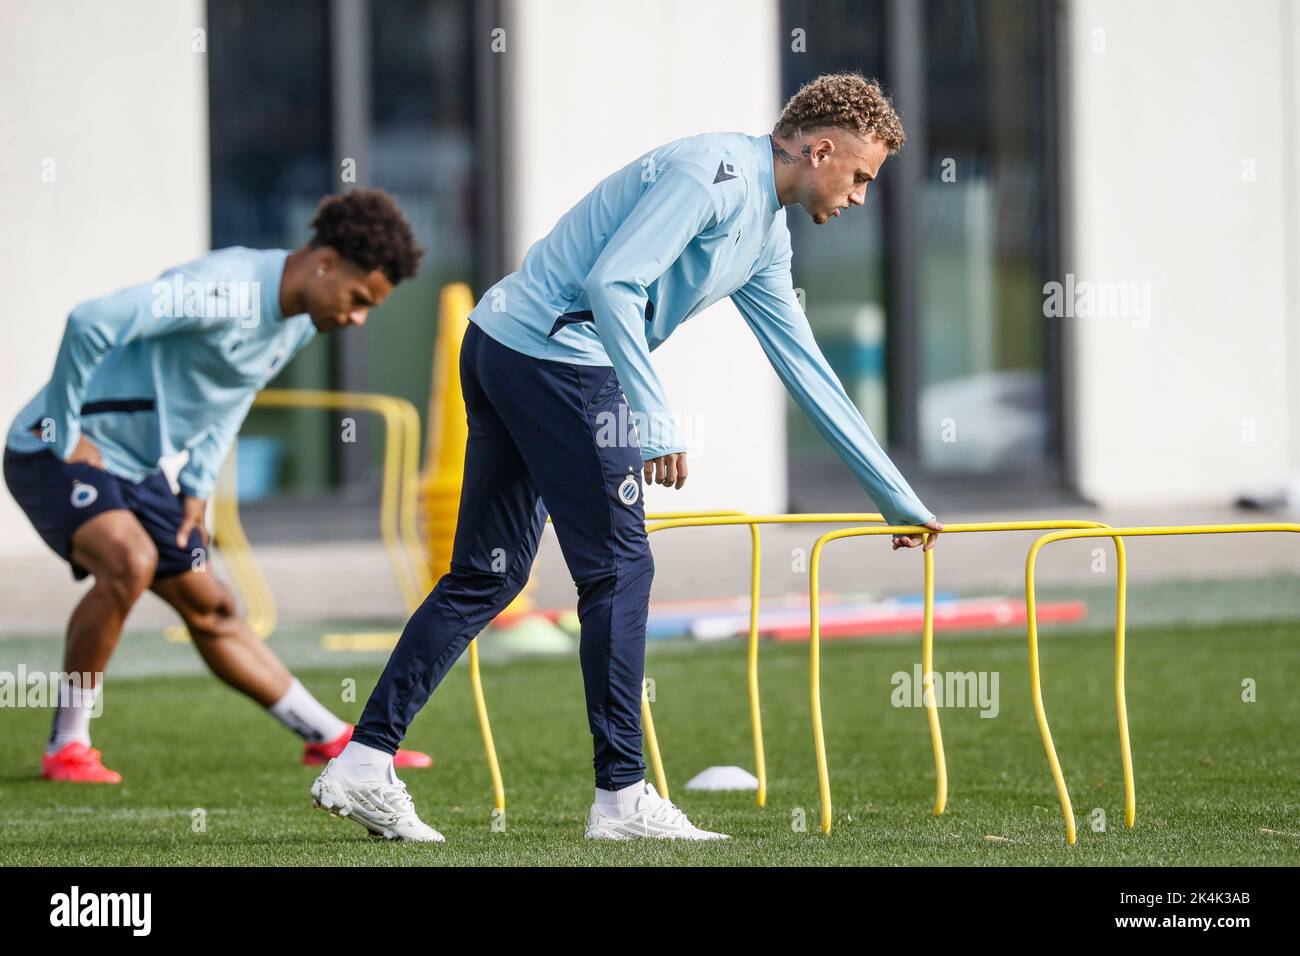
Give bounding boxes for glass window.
[778,0,1060,507]
[208,0,336,493]
[207,0,481,496]
[919,0,1054,474]
[364,0,478,437]
[779,0,890,506]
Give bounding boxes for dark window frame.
[882,0,1071,506]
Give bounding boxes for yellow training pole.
[641,681,668,798]
[747,521,764,806]
[1022,542,1076,845]
[808,520,1128,836]
[808,531,831,834]
[921,542,945,815]
[396,397,432,594]
[1114,540,1131,830]
[468,648,504,815]
[1025,523,1300,845]
[209,444,277,638]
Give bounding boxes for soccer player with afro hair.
[4,188,429,784]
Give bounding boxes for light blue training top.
[469,130,933,525]
[6,247,315,500]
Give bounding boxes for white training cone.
[684,766,760,791]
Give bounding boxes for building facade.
[1,0,1297,556]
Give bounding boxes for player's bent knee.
[435,564,525,615]
[623,544,655,586]
[99,541,160,604]
[183,584,240,641]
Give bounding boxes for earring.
[315,268,325,277]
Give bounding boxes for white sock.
[334,740,397,784]
[595,779,646,818]
[46,677,99,754]
[268,679,348,743]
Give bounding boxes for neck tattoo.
[771,141,801,166]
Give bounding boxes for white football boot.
[311,758,444,843]
[584,782,729,840]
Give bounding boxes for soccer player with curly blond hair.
[4,189,433,785]
[312,73,943,842]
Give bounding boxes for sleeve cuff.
[52,422,80,460]
[178,477,213,500]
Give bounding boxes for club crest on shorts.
[617,474,640,507]
[70,481,98,509]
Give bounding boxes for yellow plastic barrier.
[642,513,891,804]
[213,391,423,612]
[638,511,751,800]
[1023,523,1300,845]
[251,389,429,605]
[807,520,1129,837]
[209,443,278,638]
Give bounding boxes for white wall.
[1067,0,1296,505]
[502,0,788,514]
[1286,1,1300,476]
[0,0,210,556]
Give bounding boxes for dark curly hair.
[309,188,424,283]
[774,72,906,154]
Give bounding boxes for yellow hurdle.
[638,511,751,801]
[251,389,428,607]
[643,513,890,805]
[542,509,753,802]
[1023,523,1300,845]
[213,391,422,629]
[210,444,277,638]
[807,520,1129,837]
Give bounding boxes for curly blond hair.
[773,72,906,153]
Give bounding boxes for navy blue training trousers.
[354,321,653,790]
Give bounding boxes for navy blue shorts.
[3,447,202,582]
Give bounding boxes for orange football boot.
[42,742,123,784]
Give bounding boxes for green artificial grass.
[1,619,1297,865]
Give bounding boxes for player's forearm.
[781,349,930,524]
[178,399,253,499]
[584,278,685,458]
[178,464,219,501]
[735,279,933,526]
[179,434,232,499]
[766,326,932,524]
[815,404,933,526]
